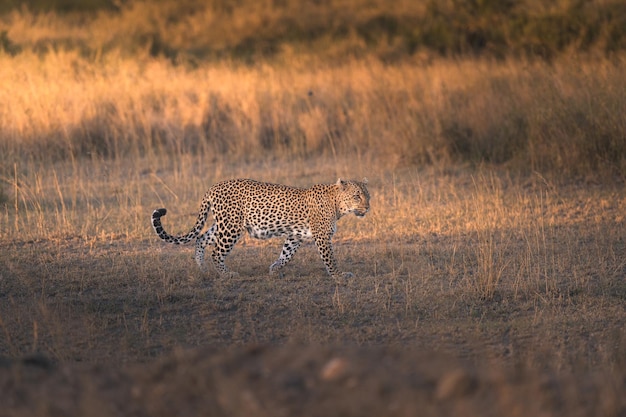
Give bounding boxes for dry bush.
[2,0,626,60]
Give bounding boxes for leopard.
[151,178,370,279]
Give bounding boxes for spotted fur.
[151,178,370,278]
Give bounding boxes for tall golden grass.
[1,51,625,179]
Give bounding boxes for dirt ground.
[2,343,625,417]
[1,234,625,417]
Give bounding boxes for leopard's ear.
[362,177,368,184]
[336,178,345,186]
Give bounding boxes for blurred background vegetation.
[1,0,626,62]
[0,0,624,179]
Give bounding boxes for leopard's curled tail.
[151,194,211,245]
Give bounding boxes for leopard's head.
[336,178,370,218]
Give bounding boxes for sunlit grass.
[1,51,625,180]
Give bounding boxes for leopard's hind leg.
[195,224,216,269]
[210,224,244,278]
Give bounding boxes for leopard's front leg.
[269,236,302,277]
[313,233,353,279]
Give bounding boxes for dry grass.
[1,156,625,370]
[2,0,626,60]
[1,52,625,180]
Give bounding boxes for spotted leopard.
[151,178,370,279]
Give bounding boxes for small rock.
[320,357,349,381]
